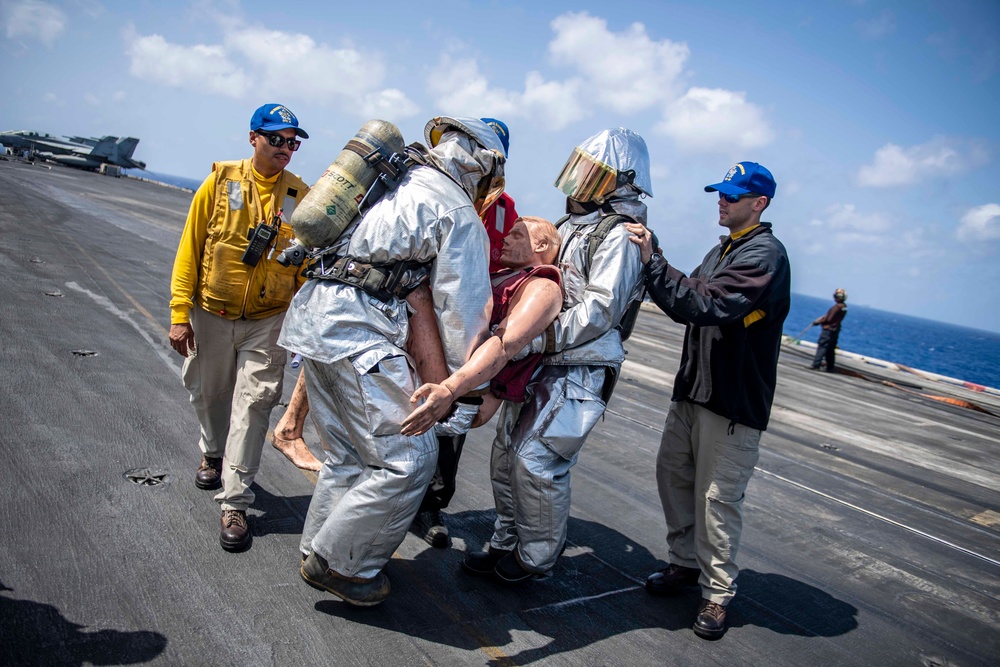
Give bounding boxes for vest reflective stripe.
[195,159,309,320]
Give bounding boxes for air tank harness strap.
[303,255,430,303]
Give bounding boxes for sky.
[2,0,999,333]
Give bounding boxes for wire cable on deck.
[756,467,1000,569]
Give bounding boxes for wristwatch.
[649,252,663,264]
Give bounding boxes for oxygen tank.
[290,119,405,248]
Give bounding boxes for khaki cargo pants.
[182,306,287,511]
[656,400,760,605]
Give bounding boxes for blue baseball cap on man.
[480,117,509,156]
[704,161,775,198]
[250,103,309,139]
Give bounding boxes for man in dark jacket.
[811,288,848,372]
[625,161,790,640]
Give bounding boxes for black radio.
[241,214,281,266]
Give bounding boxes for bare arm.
[405,283,449,385]
[401,276,562,436]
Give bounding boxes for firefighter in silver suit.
[463,128,652,583]
[280,117,504,606]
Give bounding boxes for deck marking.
[756,467,1000,568]
[970,510,1000,528]
[523,585,640,613]
[62,230,177,370]
[65,281,180,376]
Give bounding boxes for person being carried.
[400,216,563,437]
[810,288,848,372]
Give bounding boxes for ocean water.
[125,169,202,192]
[785,293,1000,389]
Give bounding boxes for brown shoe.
[300,552,389,606]
[645,563,700,595]
[220,509,251,552]
[693,599,727,640]
[195,456,222,490]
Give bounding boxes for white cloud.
[806,203,892,248]
[656,88,773,152]
[521,72,586,130]
[548,12,689,112]
[126,31,249,98]
[427,54,521,118]
[84,92,99,105]
[956,203,1000,242]
[2,0,66,46]
[360,89,419,119]
[123,21,417,118]
[426,10,771,144]
[426,55,582,130]
[857,139,975,187]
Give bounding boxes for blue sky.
[2,0,999,332]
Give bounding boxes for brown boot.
[195,456,222,490]
[300,552,389,606]
[220,509,251,552]
[693,599,727,640]
[645,563,700,595]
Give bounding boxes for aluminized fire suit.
[486,128,652,574]
[279,121,502,580]
[488,210,645,574]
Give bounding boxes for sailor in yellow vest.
[168,103,310,552]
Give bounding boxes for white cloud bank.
[857,139,982,187]
[956,203,1000,242]
[1,0,66,46]
[428,11,773,151]
[657,88,774,153]
[123,21,418,119]
[805,203,893,249]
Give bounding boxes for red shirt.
[488,265,561,401]
[482,192,519,274]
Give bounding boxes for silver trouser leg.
[499,365,608,573]
[659,401,760,605]
[298,360,364,557]
[215,312,287,511]
[302,349,437,580]
[489,400,523,552]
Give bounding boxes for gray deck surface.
[1,160,998,666]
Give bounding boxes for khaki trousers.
[182,306,286,511]
[656,401,760,604]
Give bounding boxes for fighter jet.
[0,130,146,170]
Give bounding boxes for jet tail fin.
[110,137,143,169]
[89,136,118,157]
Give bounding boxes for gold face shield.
[476,171,505,215]
[554,147,625,203]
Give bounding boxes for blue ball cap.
[704,161,775,198]
[250,103,309,139]
[480,117,509,156]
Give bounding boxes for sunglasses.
[719,192,761,203]
[255,130,301,151]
